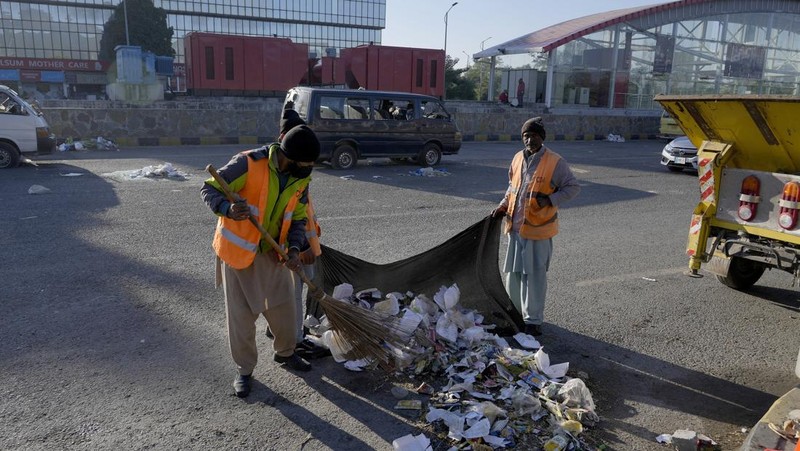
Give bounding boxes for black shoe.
[233,374,252,398]
[274,353,312,372]
[295,339,332,359]
[524,324,542,336]
[266,328,274,339]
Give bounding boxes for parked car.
[0,85,55,169]
[657,108,683,140]
[660,135,698,172]
[283,86,462,170]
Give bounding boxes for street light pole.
[462,51,470,69]
[443,2,458,59]
[443,2,457,100]
[479,37,491,100]
[123,0,130,45]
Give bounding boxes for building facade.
[0,0,386,98]
[475,0,800,110]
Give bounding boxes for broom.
[206,164,428,370]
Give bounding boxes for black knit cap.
[279,109,305,136]
[521,117,546,140]
[280,125,320,162]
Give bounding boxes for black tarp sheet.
[306,215,525,336]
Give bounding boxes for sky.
[382,0,674,69]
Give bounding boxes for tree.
[445,56,477,100]
[462,57,504,100]
[98,0,175,61]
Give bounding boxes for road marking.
[575,267,687,286]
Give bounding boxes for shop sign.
[0,69,19,80]
[0,57,108,72]
[20,70,41,82]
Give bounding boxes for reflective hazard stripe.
[698,158,715,203]
[780,199,800,209]
[218,223,259,253]
[738,194,760,203]
[689,215,702,235]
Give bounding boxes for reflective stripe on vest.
[505,149,561,240]
[305,196,322,257]
[277,190,302,255]
[213,155,270,269]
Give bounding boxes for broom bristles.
[318,294,430,371]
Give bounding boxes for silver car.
[660,135,698,172]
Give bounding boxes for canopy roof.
[473,0,704,58]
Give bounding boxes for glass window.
[205,46,215,79]
[225,46,234,80]
[345,97,370,119]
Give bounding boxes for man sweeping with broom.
[201,124,321,398]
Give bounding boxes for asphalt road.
[1,140,798,450]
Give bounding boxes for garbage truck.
[655,94,800,290]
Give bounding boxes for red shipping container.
[341,45,444,97]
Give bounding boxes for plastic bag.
[557,378,595,411]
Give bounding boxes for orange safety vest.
[212,155,306,269]
[303,195,322,258]
[505,148,561,240]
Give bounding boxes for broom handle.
[206,164,322,294]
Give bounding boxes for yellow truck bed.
[654,94,800,174]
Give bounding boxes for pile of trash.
[306,283,600,450]
[58,136,118,152]
[605,134,625,143]
[408,167,450,177]
[102,162,189,182]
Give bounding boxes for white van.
[0,85,56,168]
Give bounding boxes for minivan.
[0,85,56,169]
[283,87,461,170]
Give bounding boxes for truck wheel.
[332,145,357,170]
[418,143,441,167]
[0,142,20,169]
[715,256,766,290]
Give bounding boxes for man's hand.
[299,250,316,266]
[227,200,250,221]
[491,204,508,218]
[536,194,552,208]
[285,248,302,272]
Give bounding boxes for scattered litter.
[308,281,600,449]
[655,433,672,444]
[641,277,656,282]
[664,430,720,451]
[28,185,51,194]
[606,133,625,142]
[513,332,541,349]
[58,136,118,152]
[416,382,434,395]
[372,175,384,179]
[343,359,370,372]
[392,433,432,451]
[60,172,84,177]
[394,399,422,410]
[408,167,450,177]
[340,175,355,180]
[391,386,410,399]
[102,163,189,182]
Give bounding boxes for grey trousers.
[503,233,552,325]
[221,253,296,375]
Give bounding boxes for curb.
[111,134,659,147]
